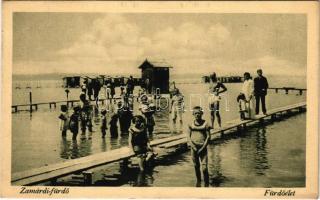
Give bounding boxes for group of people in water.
[58,69,269,186]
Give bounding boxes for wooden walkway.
[11,97,131,113]
[158,102,306,149]
[268,87,306,95]
[11,102,306,186]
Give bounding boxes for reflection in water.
[129,168,154,187]
[60,138,80,159]
[254,127,269,176]
[60,138,70,159]
[209,145,225,186]
[136,171,148,187]
[71,140,79,159]
[101,138,107,152]
[93,106,100,125]
[239,126,270,177]
[79,138,92,157]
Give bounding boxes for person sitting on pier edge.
[100,108,108,138]
[254,69,269,115]
[187,106,211,187]
[69,105,81,140]
[79,93,93,136]
[58,105,69,138]
[170,88,184,125]
[209,72,227,129]
[129,115,153,171]
[139,95,156,136]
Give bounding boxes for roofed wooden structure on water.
[63,76,142,88]
[202,75,243,83]
[139,59,172,94]
[63,76,82,88]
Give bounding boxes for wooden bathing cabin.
[139,59,172,94]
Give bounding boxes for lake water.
[11,75,306,187]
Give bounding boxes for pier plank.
[12,147,134,185]
[158,138,187,148]
[12,135,185,185]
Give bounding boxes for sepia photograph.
[1,1,318,198]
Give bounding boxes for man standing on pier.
[254,69,269,115]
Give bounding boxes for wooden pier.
[268,87,306,95]
[12,97,127,113]
[11,102,306,186]
[202,76,243,83]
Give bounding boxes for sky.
[13,13,307,76]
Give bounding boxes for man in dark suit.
[254,69,269,115]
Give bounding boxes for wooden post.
[275,88,278,93]
[120,159,129,172]
[220,130,224,137]
[49,103,52,109]
[236,126,241,134]
[34,104,38,110]
[242,123,247,130]
[54,103,56,108]
[29,91,33,113]
[259,118,264,124]
[286,109,292,115]
[83,171,93,185]
[285,89,289,94]
[299,90,303,95]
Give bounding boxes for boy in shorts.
[170,89,184,125]
[187,106,211,187]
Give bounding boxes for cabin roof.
[138,59,173,69]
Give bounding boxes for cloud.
[49,15,233,75]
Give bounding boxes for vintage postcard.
[0,1,319,198]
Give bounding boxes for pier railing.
[11,97,131,113]
[11,101,306,186]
